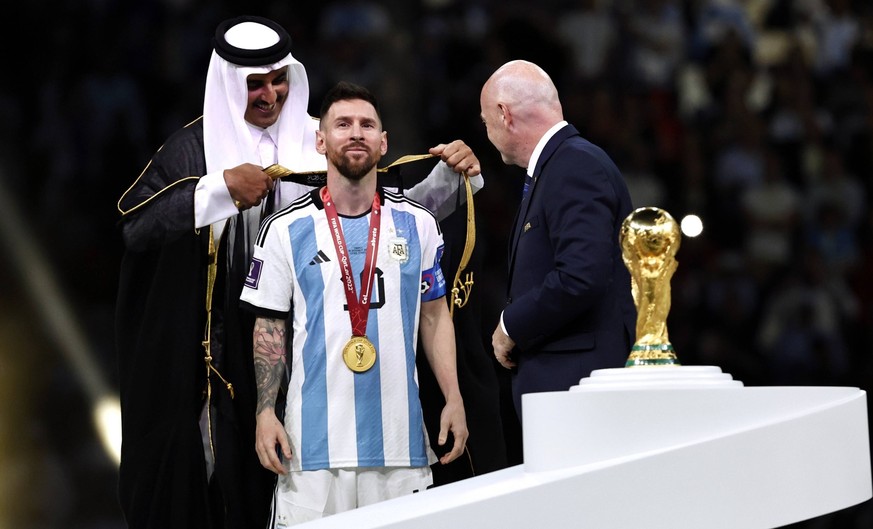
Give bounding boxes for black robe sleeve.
[117,120,206,251]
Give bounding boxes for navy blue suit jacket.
[504,124,636,411]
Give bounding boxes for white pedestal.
[296,366,872,528]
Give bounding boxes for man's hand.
[255,409,292,475]
[429,140,481,177]
[437,396,468,465]
[492,323,517,369]
[225,163,274,209]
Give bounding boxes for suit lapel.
[506,125,580,290]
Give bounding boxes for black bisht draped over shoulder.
[115,119,274,529]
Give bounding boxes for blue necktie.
[522,174,532,198]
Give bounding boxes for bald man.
[481,60,637,419]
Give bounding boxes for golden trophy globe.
[620,207,681,367]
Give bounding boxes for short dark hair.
[319,81,381,122]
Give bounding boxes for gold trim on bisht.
[264,154,476,317]
[449,169,475,318]
[261,153,440,179]
[203,225,234,464]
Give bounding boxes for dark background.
[0,0,871,527]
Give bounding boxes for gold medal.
[342,336,377,373]
[322,189,381,374]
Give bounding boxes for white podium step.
[294,367,871,528]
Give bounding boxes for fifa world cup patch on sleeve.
[244,258,263,289]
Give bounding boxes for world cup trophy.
[620,207,681,367]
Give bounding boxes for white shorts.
[269,466,433,527]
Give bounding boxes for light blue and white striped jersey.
[240,187,446,471]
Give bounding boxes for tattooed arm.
[253,317,292,475]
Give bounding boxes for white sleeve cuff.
[194,171,239,229]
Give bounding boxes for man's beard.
[330,144,380,181]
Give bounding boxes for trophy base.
[571,365,743,391]
[625,344,679,367]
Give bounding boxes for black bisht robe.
[115,118,274,529]
[412,174,509,483]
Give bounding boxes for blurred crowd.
[1,0,872,527]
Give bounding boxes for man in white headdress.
[115,15,482,529]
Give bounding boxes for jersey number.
[343,268,386,311]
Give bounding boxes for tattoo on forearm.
[253,318,286,415]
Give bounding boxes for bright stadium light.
[0,175,120,466]
[680,214,703,238]
[94,395,122,465]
